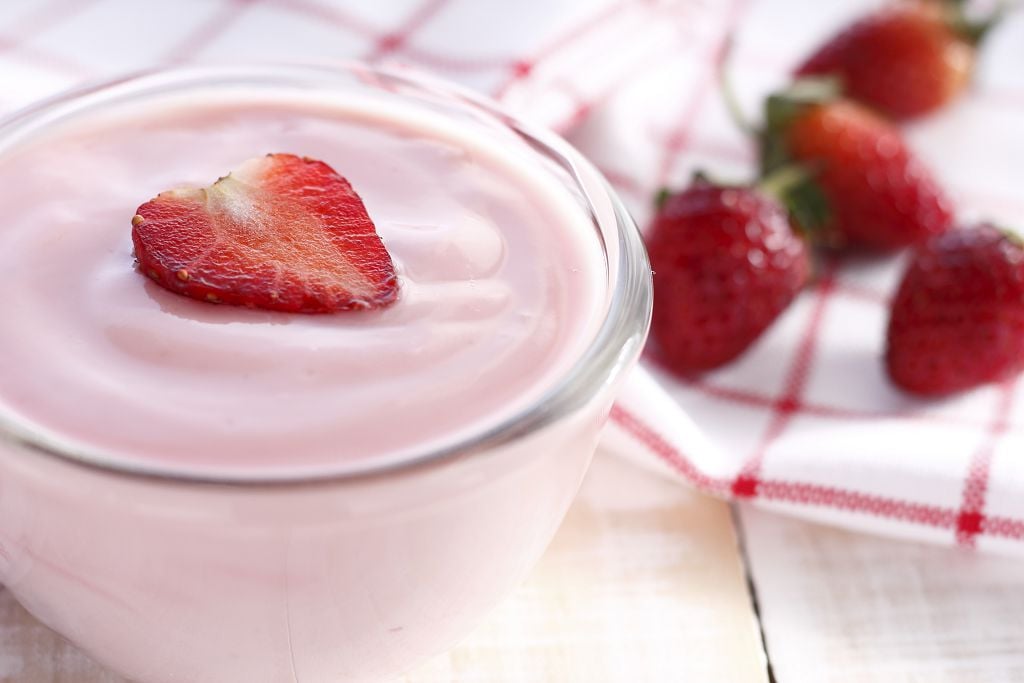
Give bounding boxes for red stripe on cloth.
[367,0,452,60]
[757,480,958,529]
[682,378,784,410]
[491,0,641,99]
[955,379,1017,547]
[162,0,259,63]
[609,404,731,494]
[610,400,1024,545]
[611,403,956,528]
[732,265,836,496]
[388,45,514,73]
[984,516,1024,541]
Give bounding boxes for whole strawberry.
[648,180,810,374]
[886,224,1024,396]
[760,82,954,251]
[796,1,993,120]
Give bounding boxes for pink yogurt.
[0,92,606,479]
[0,65,650,683]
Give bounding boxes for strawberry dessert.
[0,66,649,683]
[0,92,607,478]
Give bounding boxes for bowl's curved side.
[0,388,612,682]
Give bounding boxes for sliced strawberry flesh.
[132,153,398,313]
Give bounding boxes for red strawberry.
[648,180,810,374]
[132,154,398,313]
[760,84,954,251]
[796,1,988,120]
[886,224,1024,396]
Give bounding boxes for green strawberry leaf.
[760,77,841,175]
[757,164,831,239]
[757,77,840,241]
[780,174,832,238]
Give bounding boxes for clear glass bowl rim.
[0,62,652,487]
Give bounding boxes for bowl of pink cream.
[0,63,651,682]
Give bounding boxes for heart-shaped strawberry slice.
[132,153,398,313]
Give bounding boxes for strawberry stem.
[758,165,810,200]
[757,163,831,238]
[946,0,1012,45]
[759,77,841,177]
[717,36,756,137]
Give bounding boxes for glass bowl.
[0,63,651,683]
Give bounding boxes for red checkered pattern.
[1,0,1023,554]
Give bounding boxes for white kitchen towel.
[1,0,1022,554]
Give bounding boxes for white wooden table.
[5,450,1024,682]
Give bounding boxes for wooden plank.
[740,506,1024,683]
[402,453,768,682]
[0,454,768,682]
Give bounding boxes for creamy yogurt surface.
[0,93,607,477]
